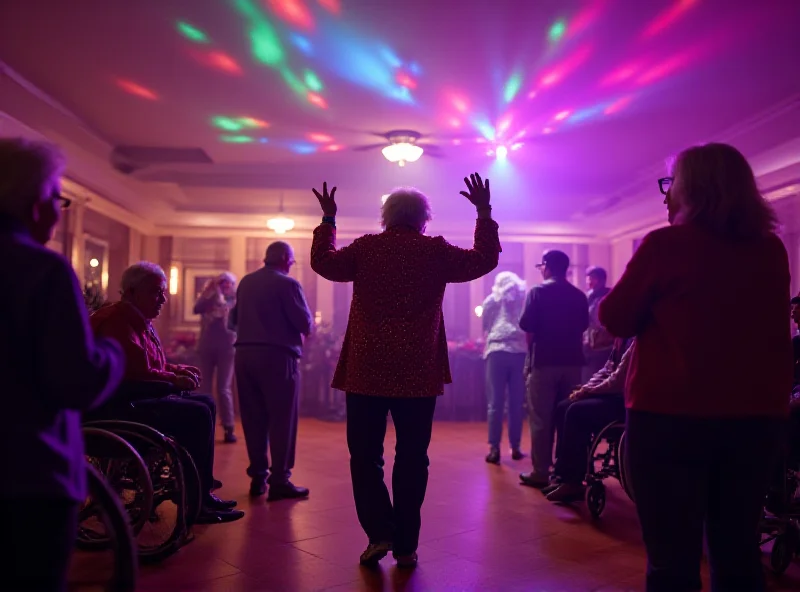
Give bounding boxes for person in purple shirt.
[0,138,125,591]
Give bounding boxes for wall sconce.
[314,311,322,325]
[169,266,180,295]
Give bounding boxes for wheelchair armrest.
[116,380,181,401]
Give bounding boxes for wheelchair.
[584,420,635,519]
[69,461,138,592]
[761,459,800,574]
[82,381,204,563]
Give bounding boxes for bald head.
[264,241,295,273]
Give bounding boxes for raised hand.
[459,173,491,210]
[312,182,338,217]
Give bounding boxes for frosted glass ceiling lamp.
[267,194,295,234]
[381,142,423,167]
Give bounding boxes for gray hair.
[218,271,237,285]
[121,261,167,295]
[492,271,526,299]
[0,138,66,219]
[381,187,432,231]
[264,241,293,265]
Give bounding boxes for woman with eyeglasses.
[599,143,792,592]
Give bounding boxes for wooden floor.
[105,419,800,590]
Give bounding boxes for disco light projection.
[511,143,524,151]
[396,71,417,89]
[290,33,313,55]
[116,79,158,100]
[534,44,593,92]
[503,72,523,103]
[307,92,328,109]
[317,0,341,15]
[177,21,209,43]
[496,114,512,136]
[206,51,243,75]
[599,62,641,87]
[267,0,315,31]
[568,102,607,124]
[553,110,571,121]
[323,144,343,151]
[307,132,333,142]
[604,95,633,115]
[290,142,317,154]
[472,117,497,142]
[641,0,698,39]
[304,69,323,92]
[495,145,508,160]
[211,116,269,131]
[548,19,567,42]
[220,134,255,143]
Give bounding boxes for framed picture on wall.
[183,268,227,323]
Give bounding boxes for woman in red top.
[310,175,500,569]
[599,143,792,592]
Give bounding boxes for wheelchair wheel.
[586,481,607,520]
[174,442,203,526]
[586,422,624,481]
[617,431,635,504]
[70,463,138,592]
[770,522,799,575]
[83,427,154,537]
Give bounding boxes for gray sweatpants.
[234,345,300,486]
[527,365,583,475]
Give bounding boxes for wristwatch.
[322,215,336,228]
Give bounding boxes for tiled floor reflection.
[94,419,800,590]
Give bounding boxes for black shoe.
[195,508,245,524]
[223,428,237,444]
[511,449,525,461]
[249,479,267,497]
[267,482,309,501]
[546,483,585,503]
[541,478,562,495]
[212,479,223,491]
[359,542,392,567]
[485,447,500,464]
[205,493,237,511]
[519,472,550,489]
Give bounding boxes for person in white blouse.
[481,271,528,464]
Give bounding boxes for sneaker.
[485,447,500,464]
[519,471,551,489]
[223,428,237,444]
[545,483,585,503]
[394,551,418,569]
[541,478,562,495]
[360,542,392,567]
[511,449,525,461]
[267,482,310,501]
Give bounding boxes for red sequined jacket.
[310,219,501,397]
[90,301,184,384]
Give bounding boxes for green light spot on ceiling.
[549,20,566,42]
[503,72,522,103]
[220,134,254,143]
[304,70,323,92]
[280,67,307,96]
[251,24,284,66]
[177,21,209,43]
[212,116,244,132]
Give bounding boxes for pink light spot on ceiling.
[317,0,341,15]
[116,79,158,100]
[641,0,698,39]
[206,51,243,75]
[452,138,462,146]
[307,92,328,109]
[599,62,641,87]
[448,117,461,128]
[604,95,633,115]
[307,132,333,142]
[636,52,690,85]
[396,72,417,89]
[536,44,593,90]
[242,117,269,128]
[323,144,343,151]
[451,96,469,113]
[475,137,487,143]
[497,115,512,134]
[554,110,571,121]
[542,127,553,134]
[567,0,607,38]
[528,90,538,99]
[268,0,315,31]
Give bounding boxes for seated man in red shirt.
[91,261,243,524]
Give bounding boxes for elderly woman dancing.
[481,271,528,464]
[310,174,501,569]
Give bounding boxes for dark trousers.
[626,409,785,592]
[553,395,625,484]
[485,351,526,449]
[346,393,437,556]
[235,345,299,485]
[126,393,217,495]
[2,498,78,591]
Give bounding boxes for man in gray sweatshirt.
[231,241,313,501]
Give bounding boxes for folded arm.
[585,342,635,395]
[36,261,125,410]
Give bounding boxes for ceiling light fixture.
[267,194,295,234]
[382,142,423,167]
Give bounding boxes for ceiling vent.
[110,145,213,174]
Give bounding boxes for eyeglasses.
[56,194,72,209]
[658,177,673,195]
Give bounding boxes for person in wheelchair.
[90,262,244,524]
[544,337,634,503]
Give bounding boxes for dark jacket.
[1,217,124,501]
